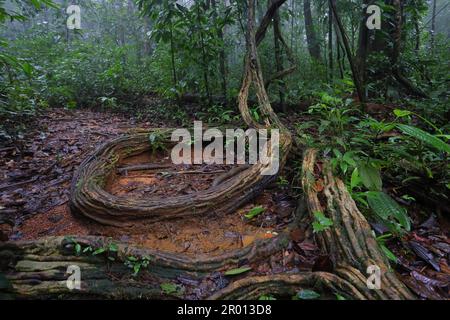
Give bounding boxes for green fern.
[397,124,450,154]
[367,191,410,232]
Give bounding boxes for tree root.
[301,148,415,300]
[208,273,368,300]
[69,131,288,227]
[0,234,291,299]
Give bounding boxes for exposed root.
[0,234,291,299]
[301,149,416,300]
[208,273,369,300]
[69,132,286,227]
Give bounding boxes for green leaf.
[297,289,321,300]
[244,206,265,219]
[312,211,333,233]
[75,243,81,255]
[82,246,92,253]
[20,62,33,77]
[92,248,106,255]
[358,163,382,191]
[335,293,346,300]
[393,109,412,118]
[133,263,141,275]
[367,192,410,231]
[380,243,398,263]
[397,124,450,154]
[343,152,357,166]
[108,243,118,252]
[350,168,361,190]
[160,283,178,294]
[224,267,252,276]
[259,295,276,300]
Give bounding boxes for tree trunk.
[390,0,428,98]
[328,1,334,82]
[356,0,369,99]
[430,0,437,52]
[271,0,286,112]
[196,4,212,105]
[329,0,365,104]
[303,0,321,61]
[211,0,228,106]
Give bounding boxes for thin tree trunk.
[337,39,344,78]
[329,0,365,104]
[169,22,177,88]
[303,0,321,61]
[196,4,212,105]
[430,0,437,52]
[356,0,369,100]
[271,0,286,111]
[328,1,333,82]
[391,0,428,98]
[211,0,228,106]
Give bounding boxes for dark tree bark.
[169,21,177,88]
[328,1,334,82]
[337,38,344,78]
[329,0,365,103]
[196,3,212,105]
[211,0,228,106]
[255,0,287,46]
[356,0,370,99]
[303,0,321,61]
[271,0,286,111]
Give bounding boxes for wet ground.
[0,107,449,299]
[0,108,300,258]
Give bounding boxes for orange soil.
[17,190,287,256]
[14,147,293,256]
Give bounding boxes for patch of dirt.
[107,151,233,198]
[16,189,295,256]
[0,108,157,228]
[1,108,298,258]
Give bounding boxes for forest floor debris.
[0,107,448,299]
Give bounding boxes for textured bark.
[69,131,280,227]
[301,149,415,300]
[0,234,290,299]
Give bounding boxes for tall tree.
[211,0,228,104]
[328,0,333,82]
[303,0,321,61]
[356,0,370,100]
[329,0,365,103]
[271,0,286,110]
[430,0,437,52]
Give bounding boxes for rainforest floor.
[0,107,448,299]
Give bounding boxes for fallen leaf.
[224,266,252,276]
